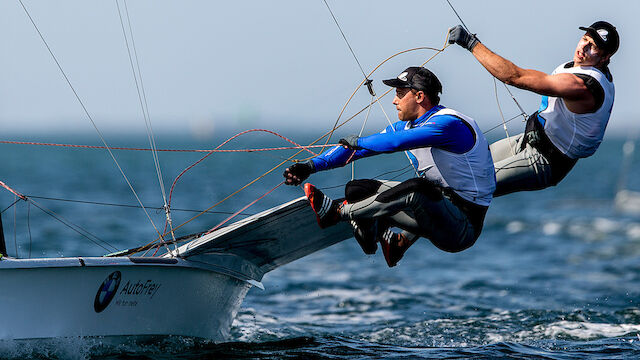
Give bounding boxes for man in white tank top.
[448,21,619,196]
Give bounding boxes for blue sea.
[2,132,640,359]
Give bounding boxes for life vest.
[538,62,615,159]
[408,108,496,206]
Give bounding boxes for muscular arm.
[471,43,596,113]
[311,115,474,172]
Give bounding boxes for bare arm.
[471,43,595,113]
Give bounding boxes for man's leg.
[345,179,403,254]
[490,136,554,197]
[489,134,522,163]
[341,178,477,256]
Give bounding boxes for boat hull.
[0,257,252,341]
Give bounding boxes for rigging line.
[203,181,284,236]
[18,0,165,243]
[322,0,368,80]
[321,1,423,175]
[482,114,522,134]
[322,163,415,191]
[443,0,528,135]
[0,139,332,153]
[352,93,375,180]
[444,0,472,33]
[27,201,32,259]
[322,43,449,153]
[121,0,172,224]
[162,44,451,242]
[116,0,167,205]
[0,180,118,252]
[374,93,420,177]
[13,196,17,258]
[27,198,118,253]
[494,78,515,156]
[25,195,256,216]
[1,198,22,214]
[502,82,528,120]
[115,0,175,253]
[165,128,319,211]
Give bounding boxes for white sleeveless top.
[539,62,615,159]
[408,108,496,206]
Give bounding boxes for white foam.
[506,221,525,234]
[537,321,640,339]
[542,221,562,235]
[593,217,620,233]
[626,224,640,240]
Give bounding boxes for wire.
[322,0,368,80]
[25,195,256,216]
[27,201,32,258]
[116,0,175,254]
[18,0,165,246]
[1,198,21,214]
[445,0,472,33]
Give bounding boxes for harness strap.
[523,112,578,185]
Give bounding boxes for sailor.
[284,67,496,267]
[448,21,618,196]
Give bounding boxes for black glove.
[338,135,362,150]
[448,25,480,52]
[283,161,314,186]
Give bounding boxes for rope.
[165,129,319,210]
[0,138,328,154]
[116,0,174,253]
[0,179,118,253]
[25,195,255,216]
[0,181,27,201]
[1,198,21,214]
[136,42,453,250]
[18,0,164,244]
[204,181,284,236]
[322,0,369,81]
[493,78,515,156]
[445,0,472,33]
[443,0,528,142]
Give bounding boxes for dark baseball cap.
[579,21,619,55]
[382,67,442,95]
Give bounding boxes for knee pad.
[375,178,443,203]
[345,179,383,202]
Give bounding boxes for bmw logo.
[94,271,121,313]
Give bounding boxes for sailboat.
[0,1,354,341]
[0,196,350,341]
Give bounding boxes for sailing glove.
[339,135,362,150]
[448,25,480,52]
[284,161,314,186]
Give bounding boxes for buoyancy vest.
[538,62,615,159]
[408,108,496,206]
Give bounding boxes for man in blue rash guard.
[448,21,618,197]
[283,67,496,267]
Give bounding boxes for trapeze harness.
[522,61,615,184]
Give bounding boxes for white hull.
[0,257,251,341]
[0,197,351,341]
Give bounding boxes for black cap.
[579,21,619,55]
[382,67,442,95]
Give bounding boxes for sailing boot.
[379,227,409,268]
[304,183,344,229]
[350,220,377,255]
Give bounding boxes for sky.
[1,0,638,140]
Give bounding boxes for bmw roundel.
[94,271,121,313]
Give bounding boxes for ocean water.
[2,133,640,359]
